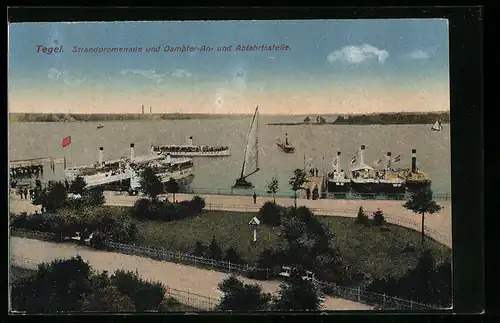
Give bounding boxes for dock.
[10,157,66,169]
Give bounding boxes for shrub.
[110,269,166,312]
[372,209,386,226]
[224,247,244,264]
[190,195,206,214]
[258,202,284,227]
[355,206,369,225]
[193,241,207,257]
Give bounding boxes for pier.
[10,157,66,169]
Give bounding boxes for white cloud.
[327,44,389,64]
[47,68,85,87]
[63,76,86,87]
[171,69,192,78]
[407,49,432,60]
[47,68,65,80]
[120,69,165,85]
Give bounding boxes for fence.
[104,241,268,276]
[10,228,444,311]
[312,279,438,311]
[181,187,452,201]
[10,254,219,311]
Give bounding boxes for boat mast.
[240,106,258,179]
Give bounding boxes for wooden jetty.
[10,157,66,169]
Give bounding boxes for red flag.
[62,136,71,148]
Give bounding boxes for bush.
[372,209,386,226]
[355,206,369,225]
[224,247,244,264]
[193,241,207,257]
[131,197,205,222]
[258,202,284,227]
[110,269,166,312]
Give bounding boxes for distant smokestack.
[360,145,366,165]
[98,147,104,165]
[411,149,417,173]
[141,105,144,114]
[336,151,341,172]
[130,143,135,160]
[150,106,152,114]
[188,136,194,146]
[386,152,392,170]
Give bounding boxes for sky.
[8,19,450,115]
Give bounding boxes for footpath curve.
[10,237,373,311]
[103,191,453,248]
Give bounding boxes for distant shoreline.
[8,111,450,124]
[267,112,450,126]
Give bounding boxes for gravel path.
[10,237,373,311]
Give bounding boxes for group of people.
[17,187,35,200]
[158,145,229,153]
[309,168,320,177]
[10,165,44,178]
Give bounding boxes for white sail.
[241,106,259,178]
[431,119,443,131]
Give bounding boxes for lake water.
[8,116,451,195]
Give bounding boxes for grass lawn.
[131,209,451,281]
[134,211,281,264]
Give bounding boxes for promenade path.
[10,237,373,311]
[8,189,452,247]
[103,191,453,247]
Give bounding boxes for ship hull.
[350,182,381,195]
[406,180,431,192]
[232,178,254,189]
[156,146,231,157]
[276,143,295,153]
[327,180,351,197]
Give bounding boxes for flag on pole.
[349,155,356,164]
[393,154,401,163]
[333,158,338,166]
[62,136,72,148]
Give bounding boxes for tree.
[403,187,442,245]
[272,274,324,311]
[193,241,207,257]
[217,276,272,311]
[139,167,163,200]
[209,235,223,260]
[81,285,136,312]
[355,206,369,224]
[266,177,279,203]
[11,256,94,313]
[69,176,87,195]
[372,209,386,226]
[224,247,244,264]
[258,201,284,227]
[40,181,68,213]
[303,116,310,124]
[85,187,105,206]
[165,178,180,202]
[289,169,307,208]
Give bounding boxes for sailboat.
[233,106,260,188]
[431,119,443,131]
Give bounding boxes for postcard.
[8,19,452,313]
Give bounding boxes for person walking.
[253,192,257,204]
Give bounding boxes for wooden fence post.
[383,293,386,307]
[228,261,231,271]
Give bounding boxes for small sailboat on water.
[233,106,260,188]
[276,133,295,153]
[431,119,443,131]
